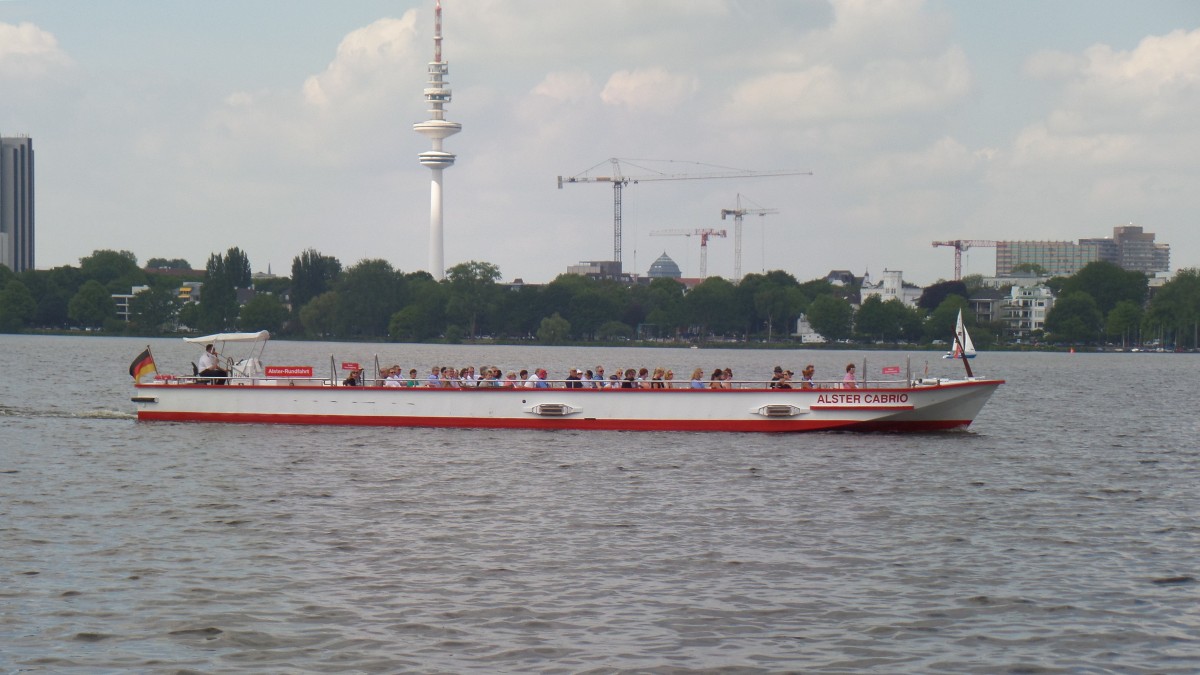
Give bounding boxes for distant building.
[113,285,151,322]
[1001,285,1055,338]
[859,269,922,308]
[0,136,35,273]
[824,270,860,286]
[995,240,1099,277]
[178,281,202,303]
[1081,225,1170,275]
[646,252,682,279]
[968,288,1007,324]
[995,225,1169,277]
[793,314,826,343]
[566,260,626,281]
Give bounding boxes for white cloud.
[301,14,421,108]
[1028,27,1200,133]
[531,70,596,103]
[0,21,72,78]
[601,68,699,114]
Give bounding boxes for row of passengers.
[345,363,858,390]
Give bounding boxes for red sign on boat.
[266,366,314,378]
[882,366,902,375]
[341,362,360,371]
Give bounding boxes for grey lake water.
[2,334,1198,673]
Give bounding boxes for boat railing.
[173,375,920,389]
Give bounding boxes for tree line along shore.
[1,248,1197,351]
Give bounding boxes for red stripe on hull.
[136,410,972,433]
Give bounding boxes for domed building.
[647,252,682,279]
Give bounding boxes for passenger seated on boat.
[664,370,675,388]
[406,369,421,387]
[426,366,441,388]
[776,370,794,390]
[770,366,785,388]
[385,367,405,387]
[723,368,735,389]
[565,368,583,389]
[690,368,706,389]
[799,365,815,389]
[709,369,724,389]
[343,368,363,386]
[503,371,519,387]
[197,344,228,385]
[650,368,665,389]
[842,363,857,389]
[622,369,637,389]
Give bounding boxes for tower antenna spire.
[413,0,461,281]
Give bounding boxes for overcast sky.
[2,0,1198,285]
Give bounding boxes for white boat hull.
[132,379,1003,433]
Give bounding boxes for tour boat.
[129,332,1002,432]
[943,309,977,359]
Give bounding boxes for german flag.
[129,347,157,382]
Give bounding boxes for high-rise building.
[995,225,1170,277]
[0,136,35,273]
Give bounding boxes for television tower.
[413,0,460,281]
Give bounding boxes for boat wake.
[0,405,135,421]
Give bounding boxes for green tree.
[198,252,239,332]
[924,296,970,343]
[753,283,804,341]
[805,295,854,341]
[25,266,82,328]
[290,249,342,315]
[536,312,571,344]
[685,277,739,337]
[1010,262,1049,276]
[68,280,116,328]
[0,280,37,332]
[1060,261,1147,316]
[1044,291,1103,344]
[568,288,621,340]
[1142,268,1200,349]
[178,302,201,330]
[390,304,443,341]
[597,320,633,341]
[299,291,340,338]
[224,247,253,288]
[129,286,181,334]
[239,293,288,333]
[917,280,967,311]
[1106,299,1142,349]
[445,261,501,338]
[855,296,912,343]
[145,257,192,270]
[79,249,146,293]
[336,259,405,338]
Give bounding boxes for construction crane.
[932,240,998,280]
[650,228,728,279]
[558,158,809,274]
[720,194,778,280]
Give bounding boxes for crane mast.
[720,193,778,280]
[650,228,728,279]
[559,158,808,275]
[932,239,998,280]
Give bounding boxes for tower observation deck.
[413,0,461,281]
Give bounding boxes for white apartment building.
[1002,285,1055,337]
[859,269,922,307]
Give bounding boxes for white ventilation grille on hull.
[526,403,580,416]
[755,404,805,417]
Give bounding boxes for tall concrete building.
[995,225,1170,277]
[0,136,35,273]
